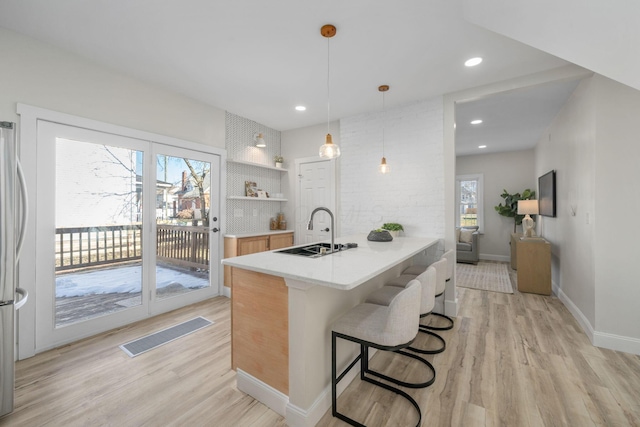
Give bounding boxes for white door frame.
[17,104,226,358]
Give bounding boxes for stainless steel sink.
[276,242,351,258]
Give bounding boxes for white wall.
[0,27,225,148]
[339,98,445,238]
[536,75,640,354]
[535,77,597,328]
[456,150,536,260]
[593,76,640,345]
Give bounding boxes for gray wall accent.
[456,149,536,261]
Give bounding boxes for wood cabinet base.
[231,268,289,395]
[514,235,551,295]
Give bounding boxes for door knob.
[322,228,330,232]
[212,228,219,233]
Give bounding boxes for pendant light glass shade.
[319,133,340,158]
[319,24,340,159]
[379,156,390,174]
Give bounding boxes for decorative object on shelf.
[257,190,268,198]
[518,199,539,237]
[270,217,278,230]
[245,181,260,197]
[367,229,393,242]
[319,24,341,159]
[494,188,536,233]
[274,155,284,168]
[378,85,390,174]
[254,133,266,148]
[381,222,403,238]
[276,212,287,230]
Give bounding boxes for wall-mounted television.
[538,170,556,217]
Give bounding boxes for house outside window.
[456,173,484,233]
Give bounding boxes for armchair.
[456,226,479,264]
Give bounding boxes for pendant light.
[379,85,390,174]
[319,24,340,159]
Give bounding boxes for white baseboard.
[557,286,640,356]
[593,331,640,356]
[285,348,377,427]
[556,286,595,343]
[222,285,231,298]
[237,350,376,427]
[479,253,510,262]
[236,369,288,417]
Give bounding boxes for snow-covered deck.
[55,262,209,326]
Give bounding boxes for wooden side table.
[515,236,551,295]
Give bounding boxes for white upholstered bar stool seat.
[366,266,445,354]
[422,253,454,331]
[331,280,433,427]
[385,273,419,288]
[403,264,428,276]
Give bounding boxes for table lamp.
[518,200,539,238]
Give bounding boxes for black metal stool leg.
[332,331,425,427]
[407,326,446,354]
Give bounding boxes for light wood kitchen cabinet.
[237,235,269,256]
[224,232,294,287]
[512,233,551,295]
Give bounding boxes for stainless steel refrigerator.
[0,121,29,417]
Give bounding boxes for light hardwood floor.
[2,267,639,426]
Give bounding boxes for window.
[456,173,484,233]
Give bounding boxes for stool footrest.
[408,328,446,354]
[422,312,454,331]
[363,349,436,389]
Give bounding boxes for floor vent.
[120,316,213,357]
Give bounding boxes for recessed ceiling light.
[295,105,306,111]
[478,145,487,149]
[470,119,483,125]
[465,57,483,67]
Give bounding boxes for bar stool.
[404,256,454,331]
[331,280,432,427]
[366,266,445,354]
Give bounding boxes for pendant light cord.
[382,90,386,156]
[327,36,331,135]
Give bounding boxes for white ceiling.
[455,78,580,157]
[0,0,572,136]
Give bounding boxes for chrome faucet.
[307,207,336,253]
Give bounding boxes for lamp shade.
[517,200,539,215]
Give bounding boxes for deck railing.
[156,225,210,270]
[55,225,142,271]
[55,224,209,272]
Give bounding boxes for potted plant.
[274,155,284,168]
[494,188,536,233]
[381,222,404,238]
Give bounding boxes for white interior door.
[295,157,336,244]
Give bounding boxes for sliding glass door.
[35,121,221,351]
[150,144,219,314]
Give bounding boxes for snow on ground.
[56,264,208,297]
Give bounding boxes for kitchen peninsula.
[222,234,440,427]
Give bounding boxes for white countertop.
[224,230,294,238]
[221,234,439,290]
